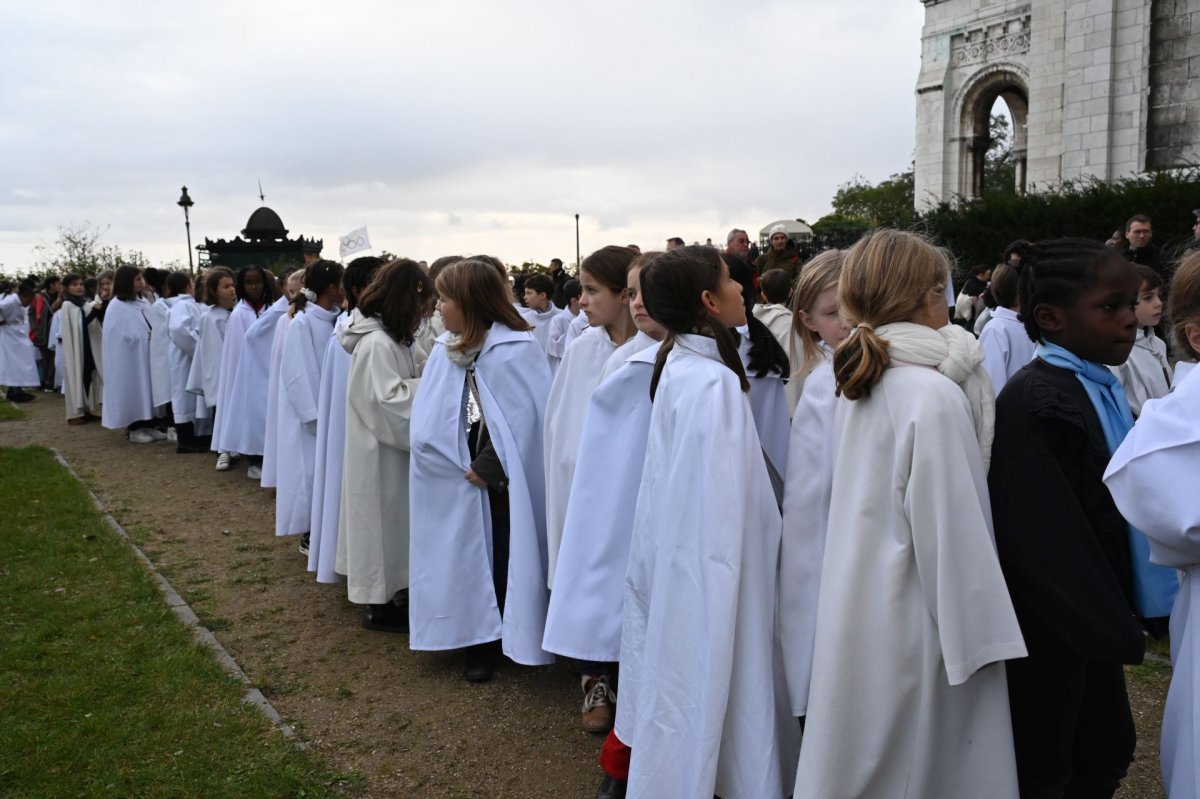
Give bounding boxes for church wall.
[1147,0,1200,169]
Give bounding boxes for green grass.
[0,400,26,421]
[0,446,362,799]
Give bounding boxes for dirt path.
[1,394,1169,798]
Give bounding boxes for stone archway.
[955,66,1029,199]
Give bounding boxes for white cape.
[49,311,63,390]
[59,300,102,418]
[225,296,288,458]
[148,297,173,410]
[309,315,350,583]
[778,356,836,716]
[1104,365,1199,799]
[0,293,39,388]
[167,296,203,425]
[275,303,339,536]
[408,323,554,665]
[794,365,1026,799]
[616,334,798,799]
[543,325,619,588]
[979,307,1036,395]
[212,301,259,453]
[336,310,423,603]
[100,298,154,429]
[260,309,293,487]
[187,304,230,428]
[542,341,657,662]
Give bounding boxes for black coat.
[988,359,1145,665]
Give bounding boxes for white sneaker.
[247,464,262,480]
[215,452,232,471]
[129,429,157,444]
[147,428,168,441]
[166,427,178,442]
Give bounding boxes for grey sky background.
[0,1,926,272]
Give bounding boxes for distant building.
[199,206,322,272]
[914,0,1200,208]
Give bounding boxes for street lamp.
[177,186,195,274]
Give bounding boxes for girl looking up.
[615,245,798,799]
[409,259,553,683]
[989,238,1167,798]
[795,230,1025,799]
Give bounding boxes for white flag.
[339,226,372,258]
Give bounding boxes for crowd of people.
[1,217,1199,799]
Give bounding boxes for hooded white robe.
[308,315,349,583]
[778,355,836,717]
[100,297,155,429]
[1110,326,1172,417]
[167,296,203,426]
[562,310,589,351]
[260,310,294,488]
[408,323,554,665]
[0,293,39,388]
[543,306,577,372]
[979,306,1036,395]
[526,306,560,354]
[335,310,423,602]
[753,302,798,369]
[794,364,1026,799]
[542,343,657,662]
[1104,365,1200,799]
[741,332,791,479]
[187,304,230,426]
[148,295,173,410]
[615,334,798,799]
[543,324,620,588]
[49,311,64,391]
[59,299,103,419]
[211,300,258,453]
[275,303,339,536]
[223,296,288,459]
[600,330,656,380]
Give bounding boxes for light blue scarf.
[1036,342,1178,618]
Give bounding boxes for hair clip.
[300,288,317,302]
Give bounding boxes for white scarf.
[874,321,995,468]
[443,333,483,368]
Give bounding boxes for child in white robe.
[409,258,553,683]
[56,274,102,424]
[521,273,561,356]
[777,250,849,718]
[101,267,161,442]
[148,277,174,419]
[1104,251,1200,799]
[614,245,799,799]
[795,230,1026,799]
[544,256,665,755]
[212,265,275,471]
[544,278,582,373]
[0,284,40,403]
[544,246,640,593]
[979,262,1036,394]
[166,272,208,453]
[260,269,305,487]
[309,256,385,584]
[275,261,344,555]
[189,267,235,455]
[752,267,798,369]
[784,253,848,413]
[336,259,432,631]
[1110,264,1171,416]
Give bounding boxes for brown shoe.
[67,417,86,426]
[581,675,616,734]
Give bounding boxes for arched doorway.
[956,67,1029,199]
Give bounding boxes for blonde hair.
[435,259,531,352]
[789,249,844,380]
[1169,252,1200,361]
[834,229,950,400]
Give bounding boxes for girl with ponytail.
[612,245,798,799]
[795,229,1026,799]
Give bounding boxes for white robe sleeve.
[979,324,1011,395]
[281,315,321,426]
[347,337,419,451]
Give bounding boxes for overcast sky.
[0,1,926,273]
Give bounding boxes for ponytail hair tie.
[854,322,874,333]
[299,288,317,302]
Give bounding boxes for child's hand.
[464,469,487,488]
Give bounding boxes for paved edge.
[50,448,302,745]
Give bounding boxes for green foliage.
[30,222,150,278]
[984,114,1016,198]
[0,446,360,798]
[828,169,917,230]
[919,169,1200,269]
[810,212,872,241]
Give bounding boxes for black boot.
[175,422,208,454]
[362,594,408,634]
[596,775,627,799]
[462,643,494,683]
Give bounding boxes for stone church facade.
[914,0,1200,209]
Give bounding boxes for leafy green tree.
[984,113,1016,198]
[31,222,149,276]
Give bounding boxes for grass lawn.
[0,446,362,798]
[0,400,26,421]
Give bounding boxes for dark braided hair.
[1012,238,1127,343]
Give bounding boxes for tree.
[31,222,149,276]
[983,113,1016,198]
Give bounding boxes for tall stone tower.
[913,0,1200,210]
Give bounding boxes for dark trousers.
[36,345,54,389]
[487,487,510,615]
[1006,640,1135,799]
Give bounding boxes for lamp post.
[177,186,195,274]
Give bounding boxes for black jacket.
[988,359,1145,664]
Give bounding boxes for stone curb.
[51,449,302,745]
